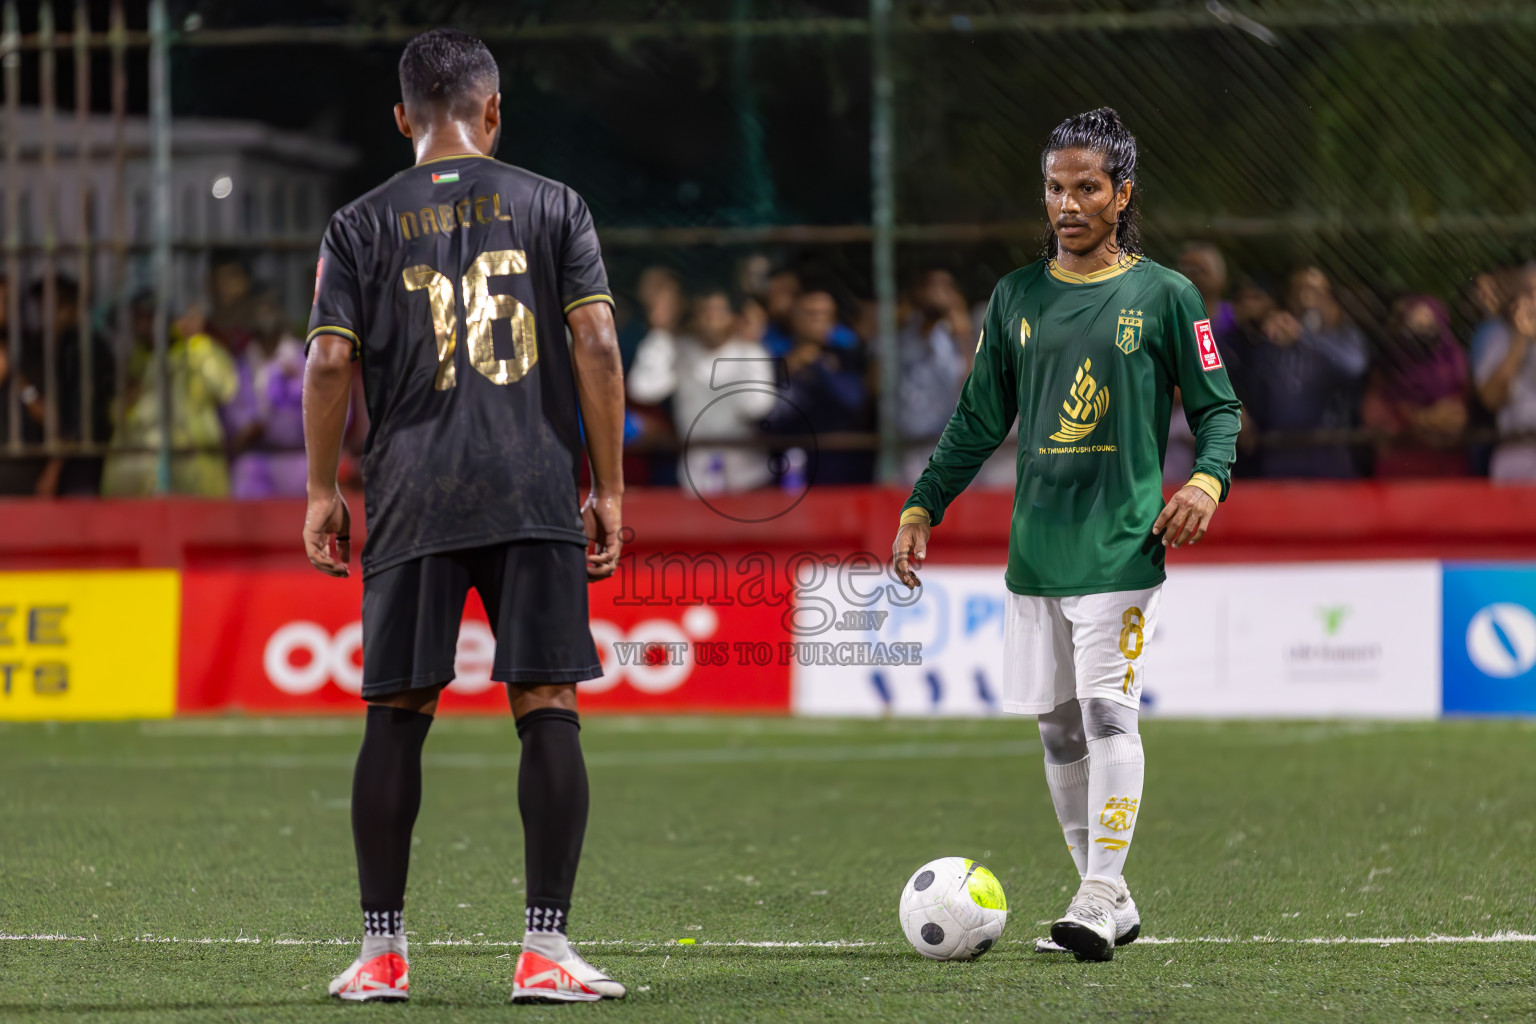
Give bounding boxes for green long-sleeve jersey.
[903,255,1242,597]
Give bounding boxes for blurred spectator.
[1245,267,1369,478]
[624,266,688,486]
[225,287,309,499]
[1178,242,1237,337]
[22,277,117,497]
[759,269,802,356]
[1360,296,1468,477]
[102,304,239,497]
[1475,283,1536,481]
[897,269,972,483]
[761,268,861,359]
[1469,269,1510,370]
[763,289,873,484]
[628,287,777,495]
[620,266,685,371]
[0,274,50,495]
[206,251,258,356]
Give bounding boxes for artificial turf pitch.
[3,716,1535,1022]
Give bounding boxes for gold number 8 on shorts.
[1118,607,1144,694]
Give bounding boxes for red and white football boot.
[329,951,410,1002]
[510,938,626,1003]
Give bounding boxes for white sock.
[522,930,571,960]
[1043,756,1090,877]
[360,933,407,962]
[1084,733,1144,883]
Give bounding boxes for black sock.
[517,707,588,934]
[352,703,434,935]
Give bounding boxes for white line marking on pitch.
[21,739,1042,772]
[6,933,1536,948]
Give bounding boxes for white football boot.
[1048,877,1119,962]
[1036,876,1140,953]
[329,951,409,1002]
[510,933,626,1003]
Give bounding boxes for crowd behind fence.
[5,240,1535,499]
[2,1,1535,500]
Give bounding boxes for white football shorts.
[1000,584,1162,715]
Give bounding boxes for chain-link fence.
[4,0,1535,498]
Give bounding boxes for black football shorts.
[360,540,602,698]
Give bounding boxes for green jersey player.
[891,108,1241,962]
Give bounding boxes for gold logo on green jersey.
[1020,316,1031,349]
[1116,308,1144,354]
[1049,357,1110,443]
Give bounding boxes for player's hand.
[891,521,930,590]
[583,489,622,582]
[303,489,352,577]
[1152,484,1216,548]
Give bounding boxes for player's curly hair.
[399,28,500,121]
[1039,107,1143,260]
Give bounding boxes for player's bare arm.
[569,300,625,582]
[301,332,354,577]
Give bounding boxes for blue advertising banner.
[1442,565,1536,714]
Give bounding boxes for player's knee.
[368,684,444,716]
[1037,699,1089,764]
[1082,697,1139,741]
[507,682,579,718]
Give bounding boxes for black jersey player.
[302,28,626,1003]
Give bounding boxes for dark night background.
[14,1,1536,316]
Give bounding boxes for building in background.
[3,107,356,330]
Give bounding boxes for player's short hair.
[399,28,500,121]
[1040,106,1142,259]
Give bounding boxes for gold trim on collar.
[1047,254,1142,285]
[417,152,495,167]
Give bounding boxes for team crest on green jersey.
[1116,309,1144,354]
[1049,357,1110,443]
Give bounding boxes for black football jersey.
[307,154,612,577]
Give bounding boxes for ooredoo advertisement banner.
[177,571,790,714]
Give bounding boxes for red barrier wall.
[2,481,1535,571]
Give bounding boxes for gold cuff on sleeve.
[1186,473,1223,504]
[899,507,932,527]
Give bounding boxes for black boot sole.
[1050,920,1114,963]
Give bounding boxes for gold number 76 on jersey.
[402,249,537,390]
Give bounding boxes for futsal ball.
[898,856,1008,960]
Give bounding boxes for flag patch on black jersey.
[432,170,459,184]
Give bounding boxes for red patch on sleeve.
[313,257,324,303]
[1194,319,1222,371]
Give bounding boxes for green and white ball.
[898,856,1008,960]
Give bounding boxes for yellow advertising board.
[0,571,180,720]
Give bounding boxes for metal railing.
[2,1,1532,496]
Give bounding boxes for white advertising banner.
[1145,561,1441,718]
[792,561,1442,719]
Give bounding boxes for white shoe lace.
[1065,893,1111,924]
